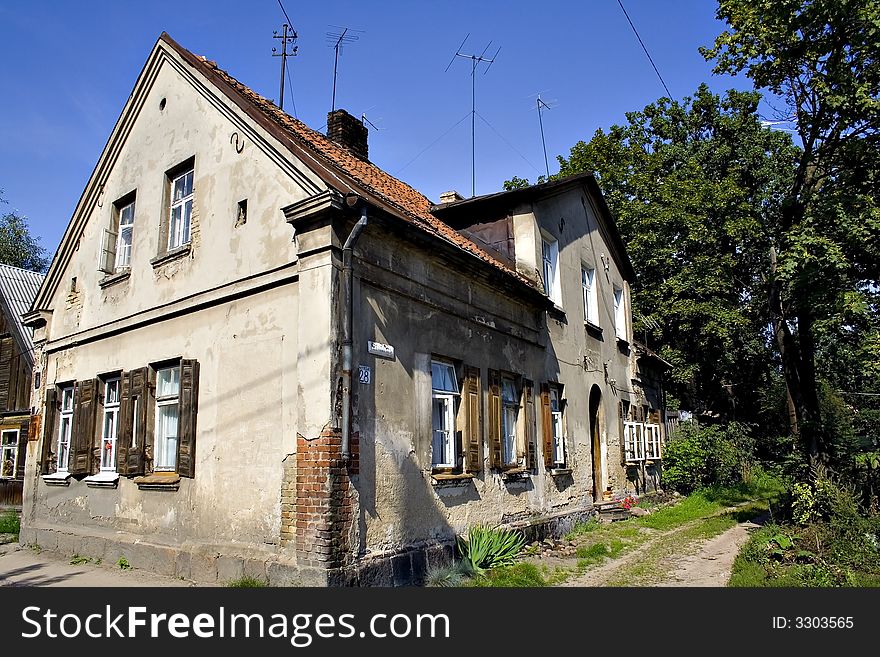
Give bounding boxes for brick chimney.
[327,109,368,160]
[439,190,465,204]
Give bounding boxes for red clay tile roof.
[159,33,538,292]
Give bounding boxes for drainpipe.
[341,200,368,462]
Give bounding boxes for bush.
[661,421,752,494]
[456,525,525,575]
[0,510,20,535]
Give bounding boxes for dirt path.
[560,512,766,587]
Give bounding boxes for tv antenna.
[327,26,363,112]
[445,34,501,197]
[536,94,556,178]
[272,23,298,111]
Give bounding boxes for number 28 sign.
[358,365,371,385]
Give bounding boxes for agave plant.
[456,524,526,575]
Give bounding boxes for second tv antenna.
[445,34,500,197]
[327,25,363,113]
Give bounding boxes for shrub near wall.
[662,422,752,494]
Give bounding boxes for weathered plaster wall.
[28,284,298,549]
[45,49,322,340]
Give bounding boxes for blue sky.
[0,1,758,257]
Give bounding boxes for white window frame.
[100,377,121,472]
[582,266,598,325]
[154,366,181,472]
[168,168,194,250]
[56,386,74,473]
[624,420,663,462]
[1,429,20,478]
[541,235,561,306]
[613,286,627,341]
[549,387,565,465]
[114,200,135,270]
[501,377,519,466]
[431,360,459,469]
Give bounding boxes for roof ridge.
[161,34,538,291]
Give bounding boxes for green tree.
[554,85,796,420]
[702,0,880,463]
[0,191,49,272]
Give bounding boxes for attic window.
[236,199,248,227]
[159,98,167,111]
[70,277,77,293]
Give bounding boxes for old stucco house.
[0,264,43,508]
[20,33,668,585]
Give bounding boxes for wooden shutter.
[487,369,502,469]
[177,359,200,478]
[40,389,57,474]
[15,419,29,479]
[463,366,482,473]
[99,228,117,273]
[524,380,536,470]
[116,368,150,476]
[541,383,554,469]
[70,379,98,474]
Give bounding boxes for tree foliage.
[555,85,796,418]
[703,0,880,462]
[0,190,49,272]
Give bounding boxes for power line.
[616,0,671,98]
[475,111,542,175]
[394,112,471,175]
[276,0,293,28]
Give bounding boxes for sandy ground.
[561,513,766,587]
[0,542,207,587]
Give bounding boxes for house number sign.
[358,365,372,385]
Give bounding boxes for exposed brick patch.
[294,431,356,568]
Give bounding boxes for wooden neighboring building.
[0,264,43,507]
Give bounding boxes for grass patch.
[564,518,600,540]
[116,556,132,571]
[635,492,722,530]
[0,510,20,535]
[467,563,547,587]
[69,554,99,565]
[576,538,626,568]
[224,576,268,588]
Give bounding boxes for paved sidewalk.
[0,541,214,587]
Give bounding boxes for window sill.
[584,320,603,336]
[99,269,131,288]
[549,467,572,476]
[150,243,191,268]
[41,472,71,487]
[548,304,566,320]
[500,467,530,480]
[431,472,475,487]
[84,472,119,489]
[134,473,180,491]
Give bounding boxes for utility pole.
[272,23,298,111]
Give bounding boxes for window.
[236,199,248,227]
[99,193,136,274]
[1,429,19,478]
[582,266,598,325]
[622,404,663,463]
[613,286,626,340]
[541,236,561,305]
[549,387,565,465]
[431,360,459,469]
[168,167,194,250]
[154,366,181,471]
[115,200,135,269]
[100,378,121,471]
[56,385,74,473]
[501,377,519,466]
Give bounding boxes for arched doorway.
[589,385,604,501]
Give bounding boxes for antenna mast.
[272,23,298,111]
[327,26,361,112]
[537,95,552,178]
[445,35,500,197]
